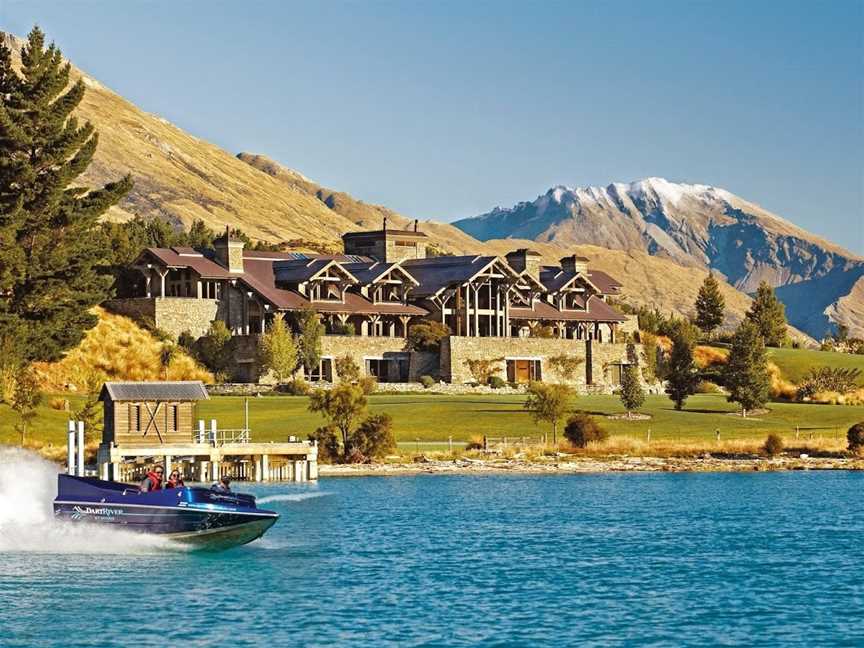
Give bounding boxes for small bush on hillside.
[488,376,506,389]
[564,412,608,448]
[177,330,196,350]
[280,378,311,396]
[696,380,723,394]
[420,375,435,389]
[797,367,863,400]
[847,422,864,453]
[48,397,67,411]
[763,433,784,457]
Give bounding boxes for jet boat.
[53,474,278,550]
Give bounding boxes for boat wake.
[256,492,331,505]
[0,447,187,554]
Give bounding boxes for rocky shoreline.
[319,454,864,477]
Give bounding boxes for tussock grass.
[32,307,212,391]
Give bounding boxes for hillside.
[455,178,864,339]
[31,307,212,392]
[0,31,821,340]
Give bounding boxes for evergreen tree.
[746,281,788,347]
[619,364,645,418]
[0,27,132,362]
[694,272,725,338]
[665,322,698,410]
[723,320,771,417]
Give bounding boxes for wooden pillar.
[145,271,152,298]
[159,269,168,298]
[464,284,470,336]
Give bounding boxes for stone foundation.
[106,297,219,339]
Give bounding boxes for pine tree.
[0,27,132,362]
[746,281,788,347]
[619,364,645,418]
[694,272,725,338]
[665,322,698,410]
[723,320,771,417]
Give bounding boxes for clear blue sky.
[3,0,862,252]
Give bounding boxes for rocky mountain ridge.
[454,178,863,338]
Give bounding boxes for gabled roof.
[342,261,419,286]
[99,381,210,402]
[138,248,234,279]
[509,296,626,322]
[402,256,518,298]
[586,270,622,294]
[539,267,602,294]
[273,258,358,285]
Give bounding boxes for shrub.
[308,425,340,463]
[177,330,196,350]
[330,322,355,336]
[280,378,311,396]
[563,412,608,448]
[358,376,378,395]
[419,375,435,389]
[335,355,361,383]
[465,435,484,450]
[350,413,396,460]
[407,321,450,352]
[797,367,863,400]
[464,358,502,385]
[48,397,67,411]
[696,380,723,394]
[488,375,506,389]
[763,433,784,457]
[847,422,864,453]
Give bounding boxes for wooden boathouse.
[96,381,317,482]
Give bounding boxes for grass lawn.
[5,392,864,453]
[766,347,864,384]
[197,393,864,445]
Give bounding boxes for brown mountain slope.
[236,153,485,254]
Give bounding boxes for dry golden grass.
[567,435,847,457]
[809,389,864,406]
[694,345,728,368]
[32,307,212,391]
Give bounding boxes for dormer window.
[310,281,343,303]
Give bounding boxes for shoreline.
[318,455,864,477]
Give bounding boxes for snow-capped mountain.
[454,178,864,339]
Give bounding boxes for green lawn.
[197,393,864,444]
[6,392,863,451]
[766,347,864,384]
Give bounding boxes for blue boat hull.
[53,475,279,550]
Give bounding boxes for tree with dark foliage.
[0,27,132,362]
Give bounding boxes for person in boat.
[140,465,164,493]
[166,470,185,489]
[211,475,232,493]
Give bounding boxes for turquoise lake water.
[2,470,863,646]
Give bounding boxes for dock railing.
[196,420,250,445]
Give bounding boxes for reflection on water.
[2,454,863,646]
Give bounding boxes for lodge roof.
[99,381,210,402]
[509,296,627,322]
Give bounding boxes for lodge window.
[394,240,416,247]
[202,281,221,300]
[506,359,541,384]
[366,358,387,380]
[309,358,334,382]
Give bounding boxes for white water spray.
[256,492,331,505]
[0,447,185,554]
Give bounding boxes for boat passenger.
[166,470,185,489]
[211,476,232,493]
[140,466,164,493]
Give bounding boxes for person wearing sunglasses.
[166,469,185,489]
[140,465,164,493]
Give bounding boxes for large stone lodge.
[109,223,640,391]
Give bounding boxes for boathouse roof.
[99,381,210,402]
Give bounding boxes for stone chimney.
[560,254,589,274]
[214,226,245,273]
[506,249,542,280]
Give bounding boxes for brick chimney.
[560,254,589,274]
[506,249,542,280]
[214,226,245,273]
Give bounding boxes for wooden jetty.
[93,381,318,483]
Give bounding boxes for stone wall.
[105,297,218,338]
[442,335,641,392]
[321,335,413,381]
